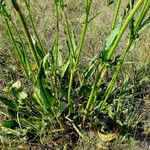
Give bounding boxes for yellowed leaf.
[97,130,119,142]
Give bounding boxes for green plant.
[0,0,150,148]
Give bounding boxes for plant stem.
[61,9,82,85]
[106,0,144,59]
[11,0,40,67]
[67,0,92,117]
[2,7,35,81]
[3,16,29,78]
[134,0,150,32]
[112,0,121,30]
[100,0,150,110]
[24,0,46,57]
[54,0,59,101]
[82,66,104,122]
[83,0,144,122]
[10,19,35,81]
[100,39,133,110]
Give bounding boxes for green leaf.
[84,55,100,80]
[138,16,150,33]
[36,61,55,111]
[57,49,63,67]
[71,30,77,55]
[35,42,44,59]
[61,60,70,78]
[57,101,68,117]
[102,23,122,59]
[2,120,17,128]
[0,96,18,111]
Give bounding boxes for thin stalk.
[24,0,46,57]
[61,9,82,85]
[3,16,29,78]
[112,0,121,30]
[67,0,92,117]
[2,7,35,81]
[11,0,40,67]
[100,39,133,110]
[54,0,59,70]
[62,10,76,58]
[51,107,66,129]
[54,0,59,101]
[10,19,35,81]
[82,66,105,122]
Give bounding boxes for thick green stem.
[82,0,144,122]
[11,0,40,67]
[106,0,144,59]
[134,0,150,32]
[112,0,121,30]
[100,1,150,110]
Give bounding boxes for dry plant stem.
[83,0,144,122]
[24,0,46,57]
[112,0,121,30]
[11,0,40,67]
[67,0,92,117]
[51,107,66,129]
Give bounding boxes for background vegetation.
[0,0,150,149]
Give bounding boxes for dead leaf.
[97,130,119,142]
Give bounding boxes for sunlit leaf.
[98,130,119,142]
[102,23,122,59]
[61,60,70,78]
[18,91,28,100]
[12,80,21,90]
